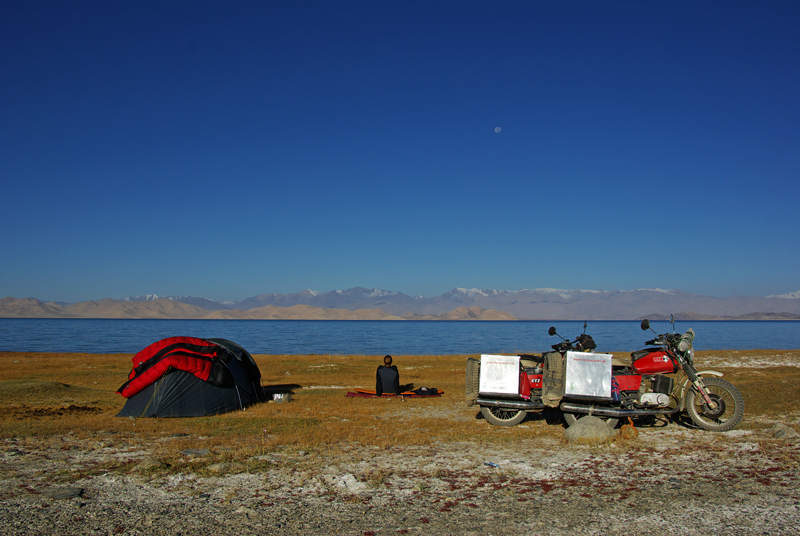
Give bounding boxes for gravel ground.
[2,421,799,536]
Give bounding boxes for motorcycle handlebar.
[645,332,684,348]
[677,328,695,352]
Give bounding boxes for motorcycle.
[465,317,744,431]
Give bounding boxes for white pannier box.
[564,351,613,399]
[479,354,520,396]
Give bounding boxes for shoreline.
[4,316,800,321]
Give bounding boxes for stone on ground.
[769,423,798,439]
[563,415,617,445]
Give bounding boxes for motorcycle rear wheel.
[563,413,619,429]
[686,377,744,432]
[480,406,526,427]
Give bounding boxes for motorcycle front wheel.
[686,377,744,432]
[480,406,526,427]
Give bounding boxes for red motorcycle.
[465,317,744,431]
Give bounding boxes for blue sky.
[2,1,799,303]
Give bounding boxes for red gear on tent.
[118,336,220,398]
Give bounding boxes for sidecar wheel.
[686,377,744,432]
[563,413,619,429]
[480,406,526,427]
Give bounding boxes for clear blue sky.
[2,1,799,303]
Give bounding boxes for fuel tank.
[632,350,678,374]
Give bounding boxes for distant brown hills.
[0,297,517,321]
[3,292,799,321]
[117,286,800,320]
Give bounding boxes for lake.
[1,319,798,355]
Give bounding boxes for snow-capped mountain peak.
[767,290,800,299]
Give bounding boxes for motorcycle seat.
[612,355,632,367]
[631,348,661,360]
[519,354,543,367]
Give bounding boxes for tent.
[116,337,264,418]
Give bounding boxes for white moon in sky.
[494,127,502,133]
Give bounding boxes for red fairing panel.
[528,374,543,389]
[519,371,531,399]
[614,375,642,391]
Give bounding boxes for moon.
[494,127,502,133]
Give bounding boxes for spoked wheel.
[686,377,744,432]
[480,406,526,427]
[563,412,619,429]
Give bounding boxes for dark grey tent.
[116,337,264,418]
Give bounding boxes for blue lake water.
[0,319,798,355]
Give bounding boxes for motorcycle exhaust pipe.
[560,402,678,418]
[476,397,545,410]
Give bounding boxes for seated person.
[376,355,400,396]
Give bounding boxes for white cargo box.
[479,354,520,396]
[564,351,612,399]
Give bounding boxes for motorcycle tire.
[480,406,526,427]
[563,413,619,429]
[465,358,480,407]
[686,377,744,432]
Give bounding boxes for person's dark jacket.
[376,365,400,396]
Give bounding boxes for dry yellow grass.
[1,350,799,459]
[0,351,553,449]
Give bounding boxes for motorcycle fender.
[678,371,724,411]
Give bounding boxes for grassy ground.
[1,350,799,458]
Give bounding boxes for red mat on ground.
[346,388,442,398]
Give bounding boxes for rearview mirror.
[640,319,650,331]
[548,326,557,337]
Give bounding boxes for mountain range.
[2,287,800,320]
[0,297,515,321]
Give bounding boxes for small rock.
[181,449,210,457]
[252,454,281,462]
[43,486,84,500]
[768,423,798,439]
[321,473,367,492]
[234,506,255,517]
[133,458,169,472]
[207,462,245,474]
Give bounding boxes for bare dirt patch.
[9,404,103,419]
